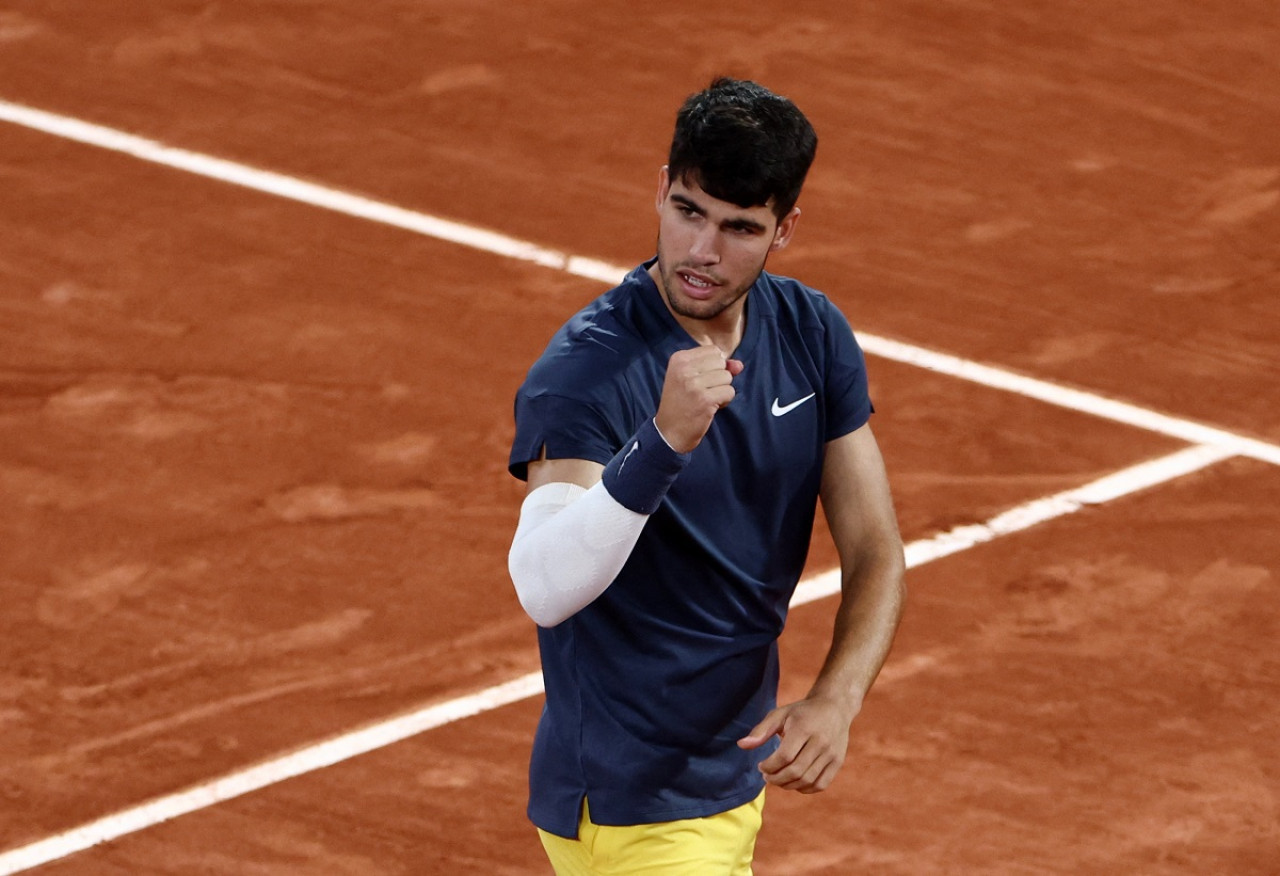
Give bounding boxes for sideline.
[1,98,1276,872]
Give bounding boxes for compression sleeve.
[507,419,691,627]
[507,480,648,627]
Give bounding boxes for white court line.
[1,97,1277,871]
[0,99,626,287]
[0,443,1233,875]
[858,336,1280,467]
[2,97,1275,466]
[0,673,546,875]
[792,442,1234,604]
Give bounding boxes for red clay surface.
[1,2,1277,873]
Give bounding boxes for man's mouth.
[678,269,718,294]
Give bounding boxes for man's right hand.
[654,345,744,454]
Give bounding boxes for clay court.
[1,2,1277,873]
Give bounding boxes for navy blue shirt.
[509,260,872,837]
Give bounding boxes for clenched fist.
[654,345,744,454]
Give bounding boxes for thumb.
[738,709,786,749]
[725,357,745,377]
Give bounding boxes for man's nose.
[689,225,721,264]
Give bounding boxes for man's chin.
[668,292,731,322]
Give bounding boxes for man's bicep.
[819,423,901,561]
[526,453,605,494]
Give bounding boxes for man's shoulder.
[521,265,661,400]
[755,270,848,329]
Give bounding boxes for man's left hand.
[737,696,859,794]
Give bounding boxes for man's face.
[652,168,799,328]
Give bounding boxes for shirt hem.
[532,783,766,838]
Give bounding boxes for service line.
[0,97,1275,872]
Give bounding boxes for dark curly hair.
[667,77,818,220]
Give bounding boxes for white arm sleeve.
[507,480,649,628]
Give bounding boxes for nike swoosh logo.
[617,440,639,474]
[771,393,816,417]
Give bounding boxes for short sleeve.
[508,392,624,481]
[822,305,874,441]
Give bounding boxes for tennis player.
[507,77,906,874]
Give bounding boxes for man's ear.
[655,166,671,214]
[769,207,801,252]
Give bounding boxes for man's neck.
[677,309,745,356]
[647,262,748,355]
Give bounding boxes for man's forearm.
[807,548,906,715]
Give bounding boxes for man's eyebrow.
[670,193,705,215]
[672,193,769,233]
[723,216,768,233]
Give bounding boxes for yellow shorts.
[537,791,765,875]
